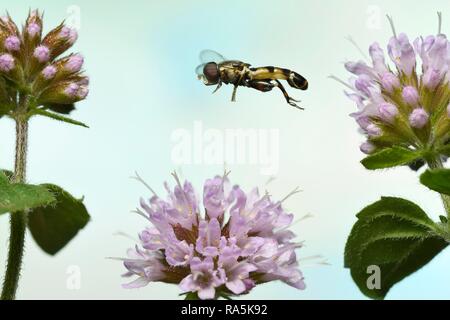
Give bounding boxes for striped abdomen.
[249,66,308,90]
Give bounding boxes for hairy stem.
[1,96,29,300]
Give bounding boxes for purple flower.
[42,65,57,80]
[360,142,375,154]
[369,42,388,75]
[402,86,420,106]
[33,45,50,62]
[120,173,307,299]
[0,10,89,114]
[65,54,84,73]
[387,33,416,76]
[380,72,400,93]
[203,175,233,219]
[77,86,89,99]
[409,108,429,129]
[338,16,450,156]
[378,102,399,122]
[4,36,20,51]
[366,123,382,137]
[64,83,80,97]
[0,54,15,72]
[59,26,78,44]
[27,22,41,37]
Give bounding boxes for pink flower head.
[340,16,450,155]
[409,108,429,129]
[42,65,57,80]
[4,36,20,51]
[121,173,306,299]
[27,22,41,37]
[65,54,84,73]
[33,45,50,63]
[0,54,15,72]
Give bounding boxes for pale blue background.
[1,0,450,299]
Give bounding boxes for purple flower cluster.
[121,173,305,300]
[0,10,89,109]
[341,15,450,155]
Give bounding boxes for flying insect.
[196,50,308,109]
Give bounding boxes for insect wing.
[199,49,226,64]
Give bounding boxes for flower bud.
[42,65,57,80]
[4,35,20,51]
[65,54,84,73]
[59,26,78,45]
[402,86,419,106]
[42,24,78,59]
[381,72,400,93]
[27,23,41,37]
[378,102,399,123]
[0,53,15,72]
[360,142,375,154]
[423,69,442,89]
[447,103,450,118]
[356,115,371,130]
[64,83,80,97]
[77,86,89,99]
[33,45,50,63]
[409,108,429,129]
[366,123,382,137]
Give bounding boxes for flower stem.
[1,97,29,300]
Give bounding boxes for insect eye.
[203,62,219,84]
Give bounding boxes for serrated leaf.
[345,197,447,299]
[420,168,450,195]
[361,146,422,170]
[0,171,55,215]
[28,184,90,255]
[32,109,89,128]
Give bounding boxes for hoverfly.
[196,50,308,109]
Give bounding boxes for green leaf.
[32,109,89,128]
[28,184,90,255]
[0,171,55,215]
[183,292,200,300]
[361,146,422,170]
[345,197,447,299]
[420,168,450,196]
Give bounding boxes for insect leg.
[274,80,303,110]
[231,69,248,102]
[247,80,275,92]
[212,81,222,94]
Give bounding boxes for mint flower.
[0,10,89,123]
[337,14,450,300]
[334,14,450,168]
[0,10,91,300]
[119,173,308,300]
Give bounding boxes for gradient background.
[1,0,450,299]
